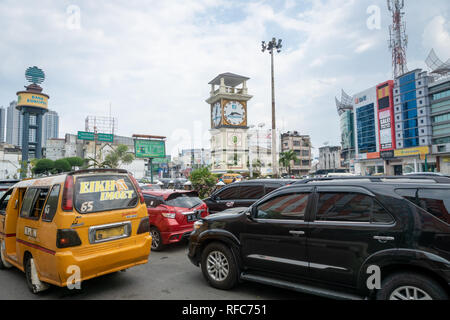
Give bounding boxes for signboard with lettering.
[77,131,95,141]
[134,139,166,158]
[97,133,114,143]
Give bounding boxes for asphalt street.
[0,240,323,300]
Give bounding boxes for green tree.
[102,145,135,168]
[54,159,72,173]
[189,167,217,199]
[32,159,55,175]
[279,150,298,176]
[64,157,84,170]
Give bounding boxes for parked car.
[139,183,162,191]
[188,176,450,300]
[221,174,243,184]
[204,179,297,214]
[143,189,208,251]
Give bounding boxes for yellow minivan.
[221,174,243,184]
[0,168,152,293]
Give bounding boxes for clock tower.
[206,73,253,173]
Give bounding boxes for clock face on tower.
[224,101,245,126]
[212,102,221,127]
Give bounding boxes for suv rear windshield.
[396,188,450,224]
[165,193,203,209]
[74,175,138,214]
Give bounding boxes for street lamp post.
[262,37,282,177]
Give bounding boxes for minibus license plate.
[96,226,125,241]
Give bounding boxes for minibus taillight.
[62,175,74,211]
[56,229,82,248]
[129,174,144,204]
[137,217,150,234]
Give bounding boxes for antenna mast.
[387,0,408,78]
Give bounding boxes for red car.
[142,189,208,251]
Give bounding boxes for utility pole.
[262,38,282,177]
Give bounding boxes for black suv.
[204,179,296,214]
[188,176,450,300]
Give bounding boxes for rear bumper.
[55,234,152,287]
[161,225,194,244]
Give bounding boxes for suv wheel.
[376,272,448,300]
[150,227,164,251]
[201,242,238,290]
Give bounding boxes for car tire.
[150,227,165,251]
[24,255,49,294]
[201,242,238,290]
[376,272,448,300]
[0,240,12,269]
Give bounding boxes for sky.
[0,0,449,158]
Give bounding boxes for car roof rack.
[69,168,129,175]
[294,175,450,184]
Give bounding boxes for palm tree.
[279,150,298,176]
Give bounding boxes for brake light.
[137,217,150,234]
[62,175,74,211]
[129,174,144,204]
[56,229,81,248]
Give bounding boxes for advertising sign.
[377,81,395,151]
[134,139,166,158]
[17,92,49,109]
[394,146,430,157]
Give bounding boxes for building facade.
[280,131,312,176]
[429,77,450,174]
[318,146,344,172]
[391,69,434,174]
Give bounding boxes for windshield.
[165,193,203,209]
[74,174,138,214]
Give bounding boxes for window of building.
[432,89,450,101]
[256,193,310,220]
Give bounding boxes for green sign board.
[97,133,114,142]
[77,131,95,141]
[152,156,171,164]
[134,139,166,158]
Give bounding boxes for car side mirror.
[246,206,257,219]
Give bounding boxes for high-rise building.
[6,101,22,147]
[0,107,6,143]
[43,110,59,147]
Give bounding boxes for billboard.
[134,139,165,158]
[377,81,396,152]
[17,92,49,109]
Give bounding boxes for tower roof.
[208,73,250,87]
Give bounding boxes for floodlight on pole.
[261,37,282,177]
